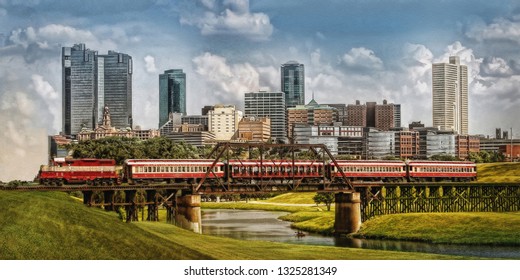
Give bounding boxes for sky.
[1,0,520,181]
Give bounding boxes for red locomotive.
[38,158,119,185]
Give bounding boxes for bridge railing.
[357,184,520,221]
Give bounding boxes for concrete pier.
[334,192,362,235]
[175,194,202,233]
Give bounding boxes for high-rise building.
[346,100,400,130]
[208,105,243,140]
[287,99,337,137]
[432,56,468,135]
[62,43,132,136]
[281,61,305,108]
[62,43,97,136]
[346,100,367,127]
[238,116,271,142]
[159,69,186,128]
[323,103,347,124]
[244,91,286,141]
[97,51,133,129]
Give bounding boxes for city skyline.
[2,0,520,180]
[62,43,133,136]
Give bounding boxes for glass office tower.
[98,51,133,129]
[159,69,186,128]
[281,61,305,108]
[62,43,97,136]
[62,44,132,136]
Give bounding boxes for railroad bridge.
[6,143,520,235]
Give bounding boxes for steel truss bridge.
[3,143,520,223]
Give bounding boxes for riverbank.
[202,198,520,246]
[0,190,465,260]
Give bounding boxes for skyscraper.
[346,100,401,130]
[98,51,133,129]
[159,69,186,128]
[62,44,132,136]
[432,56,468,135]
[281,61,305,108]
[244,91,286,141]
[62,43,97,136]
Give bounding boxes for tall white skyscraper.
[432,56,468,135]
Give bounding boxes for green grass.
[279,211,335,235]
[0,191,207,260]
[1,190,465,260]
[207,193,520,246]
[354,212,520,245]
[202,201,318,213]
[134,222,465,260]
[477,162,520,182]
[265,192,316,204]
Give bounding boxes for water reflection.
[202,209,520,259]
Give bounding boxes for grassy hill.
[0,191,208,260]
[477,162,520,182]
[0,190,468,260]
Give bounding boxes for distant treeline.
[62,136,506,165]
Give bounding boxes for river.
[201,209,520,259]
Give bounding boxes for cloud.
[340,47,384,72]
[435,41,483,83]
[192,52,260,107]
[0,23,109,181]
[480,56,514,77]
[466,15,520,45]
[180,0,273,41]
[144,55,157,73]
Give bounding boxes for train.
[37,158,477,186]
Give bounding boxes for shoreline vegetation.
[1,163,519,259]
[203,191,520,246]
[0,190,468,260]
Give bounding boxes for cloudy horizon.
[1,0,520,181]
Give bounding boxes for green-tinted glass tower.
[159,69,186,128]
[281,61,305,108]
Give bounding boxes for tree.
[313,192,335,211]
[429,153,459,161]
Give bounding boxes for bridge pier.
[103,190,114,211]
[174,194,202,233]
[146,190,158,221]
[125,190,138,223]
[82,191,93,206]
[334,192,361,235]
